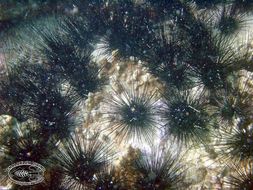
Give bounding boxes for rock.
[185,167,208,185]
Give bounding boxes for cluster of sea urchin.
[0,0,253,189]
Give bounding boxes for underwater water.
[0,0,253,189]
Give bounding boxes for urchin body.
[103,82,159,143]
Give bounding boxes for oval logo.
[6,161,45,186]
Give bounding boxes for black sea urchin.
[216,120,253,163]
[0,62,62,121]
[37,23,106,100]
[132,145,185,190]
[216,5,249,36]
[232,0,253,13]
[96,1,156,59]
[161,89,210,146]
[180,14,249,92]
[211,93,239,127]
[192,0,223,9]
[103,81,160,144]
[25,86,79,139]
[1,63,80,139]
[143,33,195,90]
[94,166,125,190]
[190,35,244,92]
[225,161,253,190]
[210,75,253,127]
[0,121,57,168]
[53,133,115,190]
